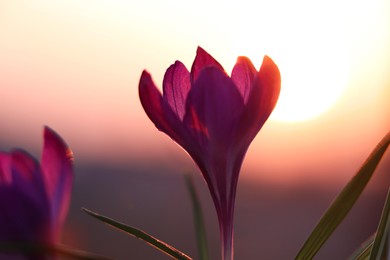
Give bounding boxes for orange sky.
[0,0,389,184]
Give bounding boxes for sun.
[226,1,351,122]
[269,49,350,122]
[231,38,349,123]
[230,43,350,122]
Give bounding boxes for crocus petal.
[237,55,281,150]
[139,70,190,147]
[0,151,51,243]
[11,151,47,201]
[139,70,176,134]
[162,61,191,121]
[190,47,225,82]
[41,127,73,235]
[231,56,257,103]
[0,152,11,184]
[184,67,245,151]
[183,66,245,215]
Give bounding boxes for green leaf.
[296,131,390,260]
[185,175,209,260]
[355,242,373,260]
[52,244,113,260]
[82,208,192,260]
[0,242,112,259]
[369,188,390,259]
[348,235,374,260]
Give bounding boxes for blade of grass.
[53,244,113,260]
[355,242,373,260]
[185,175,209,260]
[82,208,192,260]
[369,188,390,260]
[348,234,374,260]
[296,131,390,260]
[0,242,112,259]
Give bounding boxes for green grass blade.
[53,244,113,260]
[185,175,209,260]
[369,188,390,260]
[82,208,192,260]
[0,242,112,259]
[355,242,373,260]
[348,235,374,260]
[296,131,390,260]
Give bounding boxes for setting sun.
[269,48,350,122]
[227,0,355,122]
[232,45,350,122]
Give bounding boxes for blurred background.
[1,0,389,259]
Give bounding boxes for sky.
[0,0,389,183]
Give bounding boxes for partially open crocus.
[139,47,280,260]
[0,127,73,259]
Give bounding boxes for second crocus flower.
[0,127,73,259]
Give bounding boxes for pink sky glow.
[1,1,389,184]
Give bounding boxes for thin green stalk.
[83,208,192,260]
[185,175,210,260]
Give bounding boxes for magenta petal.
[162,61,191,120]
[41,127,73,234]
[231,56,257,103]
[238,56,281,149]
[0,152,11,184]
[251,56,281,128]
[10,150,48,214]
[185,67,241,257]
[185,67,244,146]
[139,70,174,133]
[0,151,51,243]
[190,47,225,83]
[139,70,189,146]
[183,67,245,232]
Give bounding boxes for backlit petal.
[0,151,51,243]
[41,127,73,234]
[231,56,257,103]
[0,152,11,184]
[163,61,190,120]
[238,56,281,148]
[139,70,188,146]
[190,47,225,83]
[184,67,244,152]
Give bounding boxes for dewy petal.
[162,61,191,121]
[190,47,225,83]
[41,126,73,235]
[139,70,189,147]
[231,56,257,103]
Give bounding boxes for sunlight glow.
[228,0,352,122]
[269,46,350,122]
[0,0,388,178]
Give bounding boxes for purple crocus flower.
[0,127,73,259]
[139,47,280,260]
